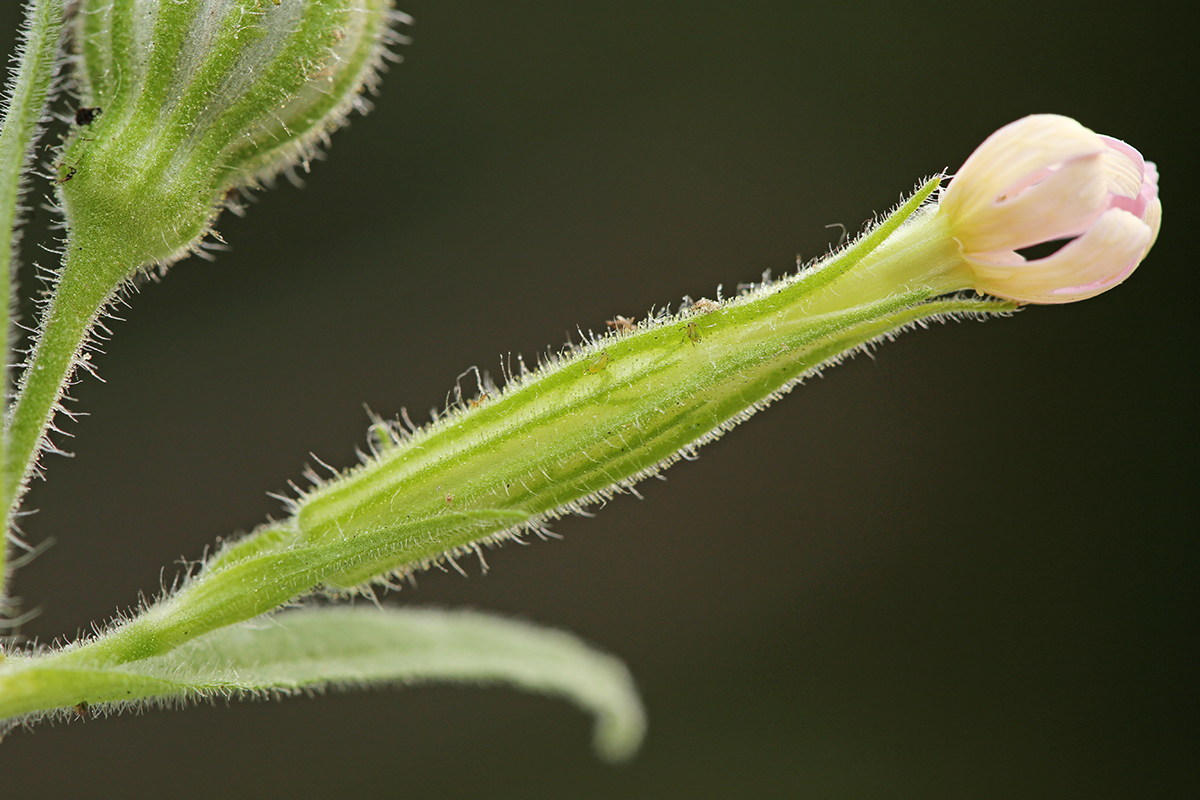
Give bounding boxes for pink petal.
[954,152,1109,253]
[1098,136,1154,217]
[940,115,1106,229]
[968,209,1153,304]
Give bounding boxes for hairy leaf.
[1,607,646,762]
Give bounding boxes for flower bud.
[58,0,407,271]
[938,115,1161,303]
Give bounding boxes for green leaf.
[1,607,646,762]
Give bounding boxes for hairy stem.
[0,0,67,602]
[2,239,132,545]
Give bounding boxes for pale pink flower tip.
[939,114,1161,304]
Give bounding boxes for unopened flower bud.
[58,0,407,272]
[938,114,1161,303]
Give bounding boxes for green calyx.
[59,0,405,270]
[282,179,1002,591]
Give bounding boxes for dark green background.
[1,1,1195,797]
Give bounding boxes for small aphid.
[310,64,337,81]
[605,316,636,333]
[74,702,90,720]
[685,321,701,345]
[445,494,455,504]
[55,165,78,185]
[586,351,611,373]
[74,106,101,126]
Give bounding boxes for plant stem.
[0,0,67,605]
[2,239,131,548]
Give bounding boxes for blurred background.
[0,1,1195,797]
